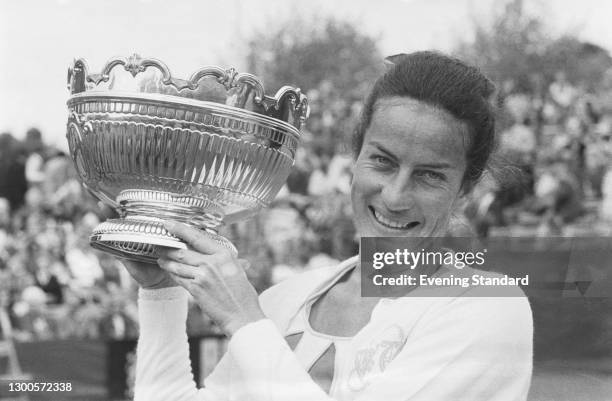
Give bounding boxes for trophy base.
[90,218,236,264]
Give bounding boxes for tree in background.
[246,17,383,152]
[455,0,611,131]
[455,0,612,200]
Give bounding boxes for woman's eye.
[416,170,445,181]
[372,155,392,166]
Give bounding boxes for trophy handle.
[67,58,89,94]
[261,86,310,130]
[66,111,91,182]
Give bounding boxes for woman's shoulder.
[427,266,533,334]
[407,266,532,331]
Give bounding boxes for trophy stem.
[118,189,224,231]
[89,190,236,263]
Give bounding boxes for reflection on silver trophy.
[66,54,309,262]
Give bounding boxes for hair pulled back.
[352,51,496,193]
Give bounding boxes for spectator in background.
[597,123,612,222]
[0,132,28,211]
[500,117,537,165]
[42,153,87,219]
[11,285,53,340]
[534,160,583,235]
[326,153,353,195]
[0,198,10,230]
[497,116,536,210]
[261,205,313,283]
[24,127,46,185]
[601,165,612,223]
[307,148,333,196]
[549,71,578,109]
[286,148,312,196]
[99,283,138,339]
[586,118,612,199]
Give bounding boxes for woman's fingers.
[157,258,200,280]
[166,272,193,291]
[157,247,207,266]
[120,258,177,289]
[163,221,227,255]
[158,249,250,280]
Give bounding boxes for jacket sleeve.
[134,287,230,401]
[226,295,533,401]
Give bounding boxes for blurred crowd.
[0,128,141,341]
[1,71,612,342]
[465,72,612,237]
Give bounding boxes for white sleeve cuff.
[138,286,189,340]
[139,286,188,301]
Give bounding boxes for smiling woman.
[351,97,468,238]
[124,51,533,401]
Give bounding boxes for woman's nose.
[380,174,416,212]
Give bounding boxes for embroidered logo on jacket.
[347,325,406,391]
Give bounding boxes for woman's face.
[351,97,468,239]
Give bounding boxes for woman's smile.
[368,205,420,231]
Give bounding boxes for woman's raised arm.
[134,286,231,401]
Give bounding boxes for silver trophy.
[66,54,308,263]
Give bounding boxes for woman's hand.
[120,259,177,290]
[156,220,265,336]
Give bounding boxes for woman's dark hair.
[352,51,496,193]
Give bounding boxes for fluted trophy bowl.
[66,54,308,262]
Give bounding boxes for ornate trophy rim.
[67,91,301,140]
[67,53,309,131]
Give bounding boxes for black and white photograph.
[1,0,611,400]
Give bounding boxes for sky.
[1,0,611,149]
